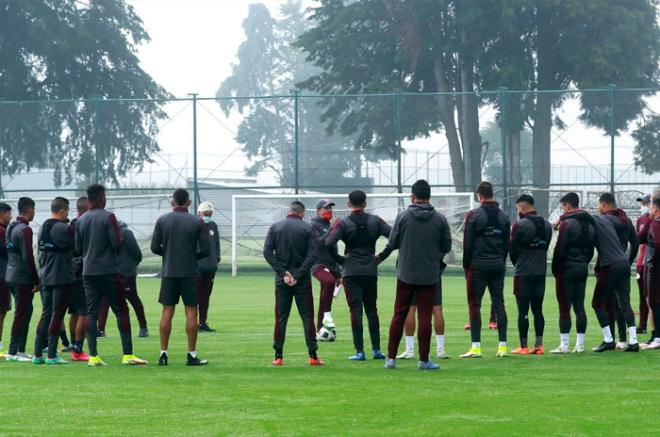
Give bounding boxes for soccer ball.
[317,326,336,342]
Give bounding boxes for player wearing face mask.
[196,201,221,333]
[635,194,652,334]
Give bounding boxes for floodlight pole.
[189,93,200,212]
[294,90,300,194]
[499,87,508,211]
[609,84,616,196]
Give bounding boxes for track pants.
[98,276,147,331]
[513,275,545,345]
[8,283,34,355]
[343,276,381,352]
[197,271,216,325]
[466,266,508,342]
[555,264,588,334]
[273,280,317,357]
[637,265,649,329]
[592,262,635,329]
[313,267,340,330]
[33,285,73,358]
[387,280,436,361]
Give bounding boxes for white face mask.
[641,206,650,215]
[202,216,212,224]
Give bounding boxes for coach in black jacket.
[151,189,210,366]
[263,200,321,366]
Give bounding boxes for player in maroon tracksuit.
[642,197,660,349]
[635,194,652,334]
[0,202,12,357]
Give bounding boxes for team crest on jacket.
[209,230,215,236]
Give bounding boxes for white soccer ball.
[317,326,336,342]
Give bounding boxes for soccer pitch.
[1,274,658,436]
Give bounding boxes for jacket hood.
[605,208,629,226]
[408,203,436,221]
[561,209,594,224]
[118,221,128,229]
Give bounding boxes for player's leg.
[124,277,148,336]
[343,277,366,359]
[572,267,588,352]
[362,276,382,358]
[184,303,207,365]
[273,282,294,364]
[513,276,530,353]
[83,276,103,362]
[398,303,416,359]
[489,302,497,329]
[159,304,175,365]
[386,279,415,362]
[433,280,447,359]
[97,296,109,337]
[462,266,486,357]
[529,275,546,354]
[293,281,321,365]
[32,286,54,363]
[313,267,336,334]
[8,284,34,358]
[103,275,136,360]
[487,267,508,356]
[552,268,572,353]
[0,280,10,356]
[68,280,88,359]
[415,285,437,369]
[197,272,215,332]
[45,285,72,363]
[591,265,617,351]
[637,266,648,333]
[613,265,638,351]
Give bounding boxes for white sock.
[472,342,481,349]
[436,335,445,350]
[560,333,569,348]
[628,327,638,345]
[577,333,585,347]
[160,350,168,356]
[405,336,414,351]
[0,341,3,349]
[323,311,333,322]
[602,326,613,343]
[499,341,507,347]
[189,351,197,358]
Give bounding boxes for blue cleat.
[384,358,396,369]
[418,360,440,370]
[348,351,366,361]
[372,349,386,360]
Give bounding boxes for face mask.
[641,206,650,215]
[202,216,212,224]
[320,210,333,221]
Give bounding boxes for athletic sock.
[405,336,415,351]
[310,352,318,359]
[498,341,507,348]
[560,333,569,348]
[0,341,4,349]
[535,336,543,347]
[602,326,613,343]
[471,342,481,349]
[436,335,445,350]
[520,337,528,348]
[577,333,585,347]
[188,351,197,358]
[160,350,168,356]
[323,311,333,322]
[628,326,638,345]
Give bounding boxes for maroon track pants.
[197,272,215,325]
[313,267,339,330]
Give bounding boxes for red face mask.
[320,210,333,221]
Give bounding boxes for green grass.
[1,274,658,436]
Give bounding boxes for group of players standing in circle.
[264,180,660,369]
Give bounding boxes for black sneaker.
[592,341,616,352]
[637,326,647,334]
[158,352,168,366]
[186,353,208,366]
[97,330,107,338]
[623,343,640,352]
[198,323,216,333]
[138,327,149,338]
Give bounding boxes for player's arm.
[439,215,452,254]
[150,219,164,256]
[196,220,211,260]
[22,227,39,287]
[263,226,286,277]
[74,220,83,256]
[377,213,402,261]
[551,220,568,275]
[292,229,316,280]
[502,215,511,261]
[509,222,520,266]
[214,223,221,263]
[324,218,344,247]
[124,229,143,264]
[106,213,123,251]
[462,210,475,270]
[650,220,660,266]
[627,220,639,264]
[378,217,392,238]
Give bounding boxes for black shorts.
[159,277,198,306]
[68,280,88,315]
[0,280,10,313]
[411,280,442,306]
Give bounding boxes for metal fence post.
[189,93,200,212]
[499,87,508,211]
[609,84,616,195]
[294,91,300,195]
[93,98,100,184]
[396,92,402,194]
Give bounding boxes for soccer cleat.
[436,349,450,360]
[384,358,396,369]
[637,326,647,334]
[71,351,90,362]
[46,356,70,365]
[60,345,75,353]
[198,323,216,333]
[530,345,545,355]
[396,350,415,359]
[496,345,509,357]
[32,356,45,365]
[348,352,366,361]
[138,327,149,338]
[122,354,148,365]
[459,347,482,358]
[418,360,440,370]
[88,356,107,367]
[158,352,168,366]
[642,340,660,350]
[186,353,208,366]
[592,341,615,353]
[550,345,569,354]
[572,345,585,353]
[463,323,471,330]
[0,348,7,359]
[488,322,498,330]
[372,349,386,360]
[511,347,529,355]
[615,342,627,351]
[97,330,106,338]
[16,352,32,362]
[623,343,639,352]
[309,357,325,366]
[272,358,283,366]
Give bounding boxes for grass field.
[1,274,659,436]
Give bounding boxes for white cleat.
[615,342,627,351]
[550,345,569,354]
[642,340,660,350]
[436,349,450,360]
[572,345,585,353]
[16,352,33,362]
[396,350,415,359]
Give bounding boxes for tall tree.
[0,0,169,190]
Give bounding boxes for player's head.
[348,190,367,210]
[51,197,70,221]
[289,200,306,218]
[515,194,535,216]
[198,201,214,222]
[17,197,35,221]
[651,197,660,219]
[76,196,90,216]
[316,199,335,221]
[559,192,580,215]
[637,194,651,214]
[172,188,191,208]
[86,184,106,208]
[411,179,431,204]
[597,192,616,214]
[0,202,12,226]
[476,181,494,203]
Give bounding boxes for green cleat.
[46,356,70,365]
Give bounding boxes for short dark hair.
[598,192,616,206]
[516,194,534,205]
[290,200,305,214]
[0,202,11,213]
[476,181,494,199]
[559,192,580,208]
[76,196,90,214]
[348,190,367,207]
[86,184,106,204]
[51,197,69,213]
[412,179,431,200]
[18,197,35,214]
[172,188,189,206]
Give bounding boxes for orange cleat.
[463,323,471,330]
[488,322,498,330]
[511,347,529,355]
[71,351,90,361]
[530,345,544,355]
[272,358,283,366]
[309,357,325,366]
